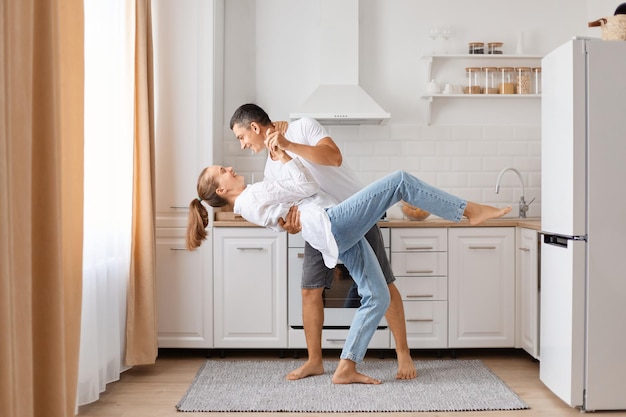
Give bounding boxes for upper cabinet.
[153,0,224,229]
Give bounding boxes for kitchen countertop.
[214,217,541,231]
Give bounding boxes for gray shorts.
[301,224,395,289]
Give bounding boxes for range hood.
[289,0,390,125]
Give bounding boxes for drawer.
[391,252,447,276]
[288,227,390,248]
[391,228,447,252]
[288,328,390,349]
[395,276,447,301]
[400,301,448,348]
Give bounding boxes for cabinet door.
[156,228,213,348]
[448,227,515,348]
[517,228,539,358]
[213,228,287,348]
[153,0,222,228]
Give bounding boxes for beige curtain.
[0,1,84,417]
[125,0,158,366]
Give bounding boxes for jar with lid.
[498,67,515,94]
[487,42,503,54]
[468,42,484,54]
[465,67,482,94]
[482,67,499,94]
[515,67,531,94]
[532,67,542,94]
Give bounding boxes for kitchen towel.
[176,358,529,412]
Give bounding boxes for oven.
[287,231,390,349]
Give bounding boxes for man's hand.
[278,206,302,234]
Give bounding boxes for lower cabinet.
[156,227,213,348]
[213,228,287,348]
[516,227,540,359]
[448,227,516,348]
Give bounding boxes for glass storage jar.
[498,67,515,94]
[482,66,499,94]
[488,42,504,54]
[532,67,542,94]
[468,42,485,54]
[515,67,532,94]
[465,67,482,94]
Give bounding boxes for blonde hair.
[186,167,229,250]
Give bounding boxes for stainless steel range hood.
[289,0,390,125]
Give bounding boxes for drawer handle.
[407,319,434,322]
[406,270,434,274]
[326,338,347,342]
[406,294,434,298]
[237,247,264,251]
[469,246,496,250]
[169,248,187,251]
[170,205,188,209]
[406,246,434,250]
[297,252,305,258]
[519,247,530,252]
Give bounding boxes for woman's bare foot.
[464,202,512,226]
[331,359,382,385]
[285,359,325,380]
[395,352,417,380]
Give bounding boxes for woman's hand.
[265,129,291,163]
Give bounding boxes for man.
[230,103,416,384]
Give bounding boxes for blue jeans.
[325,170,466,363]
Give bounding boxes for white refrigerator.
[540,37,626,411]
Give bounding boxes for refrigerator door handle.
[542,233,587,248]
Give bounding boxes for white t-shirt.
[234,159,340,268]
[264,117,363,203]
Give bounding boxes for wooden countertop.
[214,217,541,231]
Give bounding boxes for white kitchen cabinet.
[390,228,448,349]
[153,0,223,347]
[516,227,540,359]
[421,54,542,125]
[155,228,213,347]
[448,227,515,348]
[213,228,287,348]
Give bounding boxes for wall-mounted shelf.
[421,54,543,125]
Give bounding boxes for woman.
[187,145,510,385]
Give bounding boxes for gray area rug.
[176,359,529,412]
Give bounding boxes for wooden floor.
[77,348,626,417]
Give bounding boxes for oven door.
[288,236,388,328]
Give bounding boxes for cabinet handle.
[406,246,434,250]
[469,246,496,250]
[406,294,434,298]
[169,248,187,251]
[297,252,305,258]
[326,338,347,342]
[406,319,434,322]
[236,247,264,251]
[406,270,434,274]
[170,205,188,209]
[519,247,530,252]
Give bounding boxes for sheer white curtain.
[77,0,135,406]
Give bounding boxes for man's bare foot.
[464,202,512,226]
[285,360,325,380]
[331,359,382,385]
[395,352,417,380]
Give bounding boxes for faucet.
[495,167,535,218]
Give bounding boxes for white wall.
[221,0,618,218]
